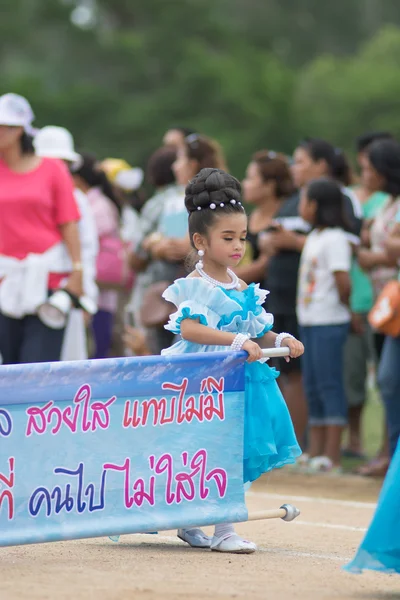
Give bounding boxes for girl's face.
[360,154,386,193]
[194,212,248,269]
[299,188,317,225]
[173,146,198,185]
[242,161,275,205]
[0,124,23,152]
[292,147,327,189]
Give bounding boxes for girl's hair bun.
[185,168,241,213]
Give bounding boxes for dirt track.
[1,471,399,600]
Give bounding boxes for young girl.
[72,154,122,359]
[297,178,352,473]
[161,168,304,554]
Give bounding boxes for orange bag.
[368,280,400,337]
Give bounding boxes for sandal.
[178,528,212,548]
[355,457,389,477]
[211,533,256,554]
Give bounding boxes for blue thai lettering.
[0,409,12,437]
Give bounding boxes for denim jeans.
[300,324,349,426]
[0,312,65,364]
[377,336,400,457]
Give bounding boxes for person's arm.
[334,271,351,306]
[123,326,151,356]
[151,236,191,262]
[129,250,149,272]
[128,196,164,271]
[268,225,307,253]
[258,330,304,360]
[59,221,83,297]
[180,319,263,362]
[326,231,352,306]
[180,319,303,361]
[385,223,400,259]
[52,160,83,297]
[357,247,397,271]
[360,220,372,248]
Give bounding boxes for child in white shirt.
[297,178,352,473]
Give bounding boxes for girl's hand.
[142,232,163,252]
[242,339,263,363]
[357,248,377,271]
[282,337,304,362]
[123,326,149,356]
[65,270,83,298]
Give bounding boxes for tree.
[295,26,400,155]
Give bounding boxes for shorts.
[270,313,301,375]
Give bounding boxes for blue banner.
[0,352,248,547]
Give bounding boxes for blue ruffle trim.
[163,278,273,338]
[165,306,211,334]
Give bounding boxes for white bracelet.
[275,332,295,348]
[230,333,250,352]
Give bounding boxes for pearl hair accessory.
[275,332,295,348]
[230,333,250,352]
[192,199,244,212]
[195,264,242,290]
[197,249,204,268]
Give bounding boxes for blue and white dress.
[162,277,302,483]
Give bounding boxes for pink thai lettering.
[106,450,227,508]
[25,384,117,437]
[200,377,225,421]
[26,401,54,436]
[153,453,176,504]
[0,458,15,520]
[123,377,225,429]
[150,449,227,506]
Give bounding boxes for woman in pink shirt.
[71,153,122,358]
[0,94,82,364]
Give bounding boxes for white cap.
[33,126,81,163]
[114,168,144,191]
[0,93,35,133]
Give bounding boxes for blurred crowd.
[1,92,400,476]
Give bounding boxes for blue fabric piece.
[377,336,400,457]
[162,277,302,483]
[345,439,400,574]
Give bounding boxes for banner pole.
[261,347,290,358]
[247,504,300,523]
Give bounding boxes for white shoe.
[178,528,212,548]
[211,533,257,554]
[307,455,333,473]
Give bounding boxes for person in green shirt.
[343,131,392,463]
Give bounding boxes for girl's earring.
[198,249,204,269]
